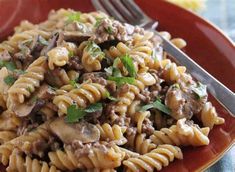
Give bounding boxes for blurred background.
[167,0,235,171]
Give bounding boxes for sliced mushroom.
[13,84,55,117]
[63,32,91,43]
[49,118,100,144]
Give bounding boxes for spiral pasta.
[53,82,107,116]
[96,123,127,145]
[150,118,210,146]
[79,41,104,72]
[7,56,48,107]
[49,145,125,171]
[0,124,50,165]
[7,149,60,172]
[126,132,156,155]
[123,144,183,172]
[0,110,21,131]
[114,72,156,115]
[0,30,50,53]
[0,131,17,145]
[199,102,225,129]
[47,47,69,70]
[0,67,11,109]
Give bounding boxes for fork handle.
[156,31,235,117]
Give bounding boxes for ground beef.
[90,18,144,44]
[82,72,107,85]
[141,118,155,136]
[165,85,207,120]
[66,57,83,71]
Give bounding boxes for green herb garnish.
[69,80,79,88]
[68,51,74,58]
[140,99,171,115]
[65,103,103,123]
[4,75,16,86]
[86,41,105,59]
[104,91,118,101]
[84,103,103,113]
[192,82,207,99]
[94,17,104,27]
[120,54,136,77]
[65,104,86,123]
[105,26,113,34]
[67,12,81,22]
[15,69,27,75]
[0,60,16,71]
[38,36,48,46]
[108,76,135,86]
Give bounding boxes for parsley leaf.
[84,103,103,113]
[108,76,135,86]
[94,17,104,27]
[67,12,81,22]
[69,80,79,88]
[38,36,48,46]
[65,104,85,123]
[68,51,74,58]
[192,82,207,99]
[105,26,113,34]
[4,75,16,86]
[104,91,118,101]
[140,99,171,115]
[120,54,136,77]
[86,41,105,59]
[0,60,16,71]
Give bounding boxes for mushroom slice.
[63,32,91,43]
[49,118,100,144]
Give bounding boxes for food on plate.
[0,9,224,171]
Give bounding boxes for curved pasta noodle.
[150,118,210,146]
[0,110,21,131]
[123,144,183,172]
[0,67,11,109]
[0,30,50,53]
[126,132,156,155]
[7,56,48,106]
[96,123,127,145]
[0,124,50,165]
[49,145,125,171]
[200,102,225,129]
[7,149,60,172]
[0,131,17,145]
[53,82,107,116]
[79,41,104,72]
[114,73,156,115]
[47,47,69,70]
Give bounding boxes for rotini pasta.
[0,8,225,172]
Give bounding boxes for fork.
[91,0,235,117]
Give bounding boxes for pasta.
[123,144,183,172]
[7,149,60,172]
[0,8,225,172]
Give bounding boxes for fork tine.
[95,0,126,22]
[110,0,138,23]
[121,0,148,20]
[91,0,108,13]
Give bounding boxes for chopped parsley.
[108,76,136,86]
[140,99,171,115]
[67,12,81,22]
[68,51,74,58]
[0,60,16,71]
[94,17,104,27]
[38,36,48,46]
[105,26,113,34]
[65,104,85,123]
[120,54,136,77]
[69,80,79,88]
[86,41,105,59]
[104,91,118,101]
[4,75,16,86]
[65,103,103,123]
[192,82,207,99]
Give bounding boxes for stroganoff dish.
[0,9,225,172]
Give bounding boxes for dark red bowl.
[0,0,234,171]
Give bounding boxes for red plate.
[0,0,234,171]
